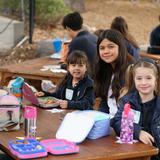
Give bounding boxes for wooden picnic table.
[0,108,158,160]
[0,56,66,87]
[0,52,159,88]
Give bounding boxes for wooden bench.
[140,51,160,64]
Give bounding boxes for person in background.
[61,11,98,76]
[147,15,160,55]
[111,16,140,60]
[111,58,160,160]
[94,29,104,37]
[94,29,135,117]
[36,50,94,110]
[60,40,71,64]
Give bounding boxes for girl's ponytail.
[119,64,134,99]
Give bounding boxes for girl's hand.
[58,100,68,109]
[47,87,56,93]
[35,91,45,97]
[139,130,154,146]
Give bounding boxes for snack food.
[38,97,59,108]
[44,99,56,104]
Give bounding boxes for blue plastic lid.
[11,77,24,87]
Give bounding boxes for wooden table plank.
[140,51,160,62]
[0,108,158,160]
[0,57,66,86]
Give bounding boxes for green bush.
[0,0,23,16]
[36,0,70,27]
[0,0,70,27]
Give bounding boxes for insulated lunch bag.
[0,89,21,131]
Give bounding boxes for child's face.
[134,67,156,97]
[68,63,87,80]
[99,38,119,66]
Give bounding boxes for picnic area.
[0,0,160,66]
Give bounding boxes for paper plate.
[50,53,61,59]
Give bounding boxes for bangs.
[69,57,86,64]
[67,51,88,65]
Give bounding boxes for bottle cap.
[124,103,131,116]
[24,106,37,119]
[11,77,24,87]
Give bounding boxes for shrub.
[0,0,70,27]
[36,0,70,27]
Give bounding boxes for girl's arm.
[43,87,62,99]
[35,91,45,97]
[110,100,124,136]
[67,86,94,110]
[98,100,109,113]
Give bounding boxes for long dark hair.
[94,29,135,102]
[58,50,88,88]
[111,16,139,48]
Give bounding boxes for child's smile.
[68,63,87,80]
[134,67,156,102]
[99,39,119,66]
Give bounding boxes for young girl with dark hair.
[94,29,135,117]
[36,50,94,110]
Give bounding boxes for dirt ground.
[0,0,160,66]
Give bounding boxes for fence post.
[29,0,35,44]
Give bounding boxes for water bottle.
[10,77,24,103]
[120,103,134,143]
[24,106,37,138]
[53,38,62,53]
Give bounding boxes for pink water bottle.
[24,106,37,138]
[120,103,134,143]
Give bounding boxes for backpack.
[0,89,21,131]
